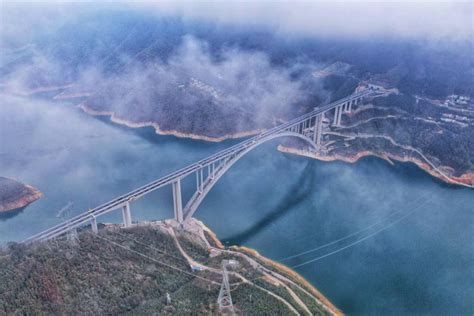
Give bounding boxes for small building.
[444,94,471,107]
[190,265,204,272]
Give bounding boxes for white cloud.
[133,0,473,40]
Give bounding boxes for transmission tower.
[217,259,238,315]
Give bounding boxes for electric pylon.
[217,259,238,315]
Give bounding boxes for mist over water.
[1,94,472,314]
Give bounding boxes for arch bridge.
[24,88,376,243]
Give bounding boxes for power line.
[278,192,432,262]
[113,230,188,264]
[92,232,219,285]
[291,198,430,269]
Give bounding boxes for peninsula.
[0,177,42,213]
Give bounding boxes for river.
[1,94,472,315]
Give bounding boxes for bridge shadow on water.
[222,160,317,245]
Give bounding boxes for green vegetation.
[288,284,328,316]
[335,94,474,175]
[0,225,332,315]
[0,228,204,314]
[232,283,294,315]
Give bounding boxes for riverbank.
[78,103,263,142]
[191,219,343,315]
[277,145,474,188]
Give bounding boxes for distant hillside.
[0,219,340,315]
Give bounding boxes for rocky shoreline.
[277,146,474,188]
[0,177,43,213]
[193,219,342,315]
[78,103,264,142]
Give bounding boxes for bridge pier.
[172,179,184,223]
[90,215,98,234]
[333,104,343,126]
[210,163,215,179]
[313,114,323,148]
[196,169,203,193]
[337,105,342,126]
[122,202,132,227]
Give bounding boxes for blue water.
[0,94,472,315]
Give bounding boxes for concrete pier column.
[333,107,339,126]
[172,179,183,223]
[200,168,204,191]
[196,168,203,193]
[196,170,200,191]
[349,100,353,112]
[90,215,98,234]
[317,114,323,146]
[313,114,323,147]
[122,202,132,227]
[337,105,343,126]
[312,116,318,143]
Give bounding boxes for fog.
[88,35,322,130]
[2,1,472,50]
[136,0,472,41]
[3,25,326,135]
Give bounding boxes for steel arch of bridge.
[181,132,318,221]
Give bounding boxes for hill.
[0,219,340,315]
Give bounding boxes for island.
[0,177,42,213]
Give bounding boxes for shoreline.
[78,103,263,142]
[233,245,343,315]
[187,219,343,316]
[277,145,474,188]
[78,102,473,188]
